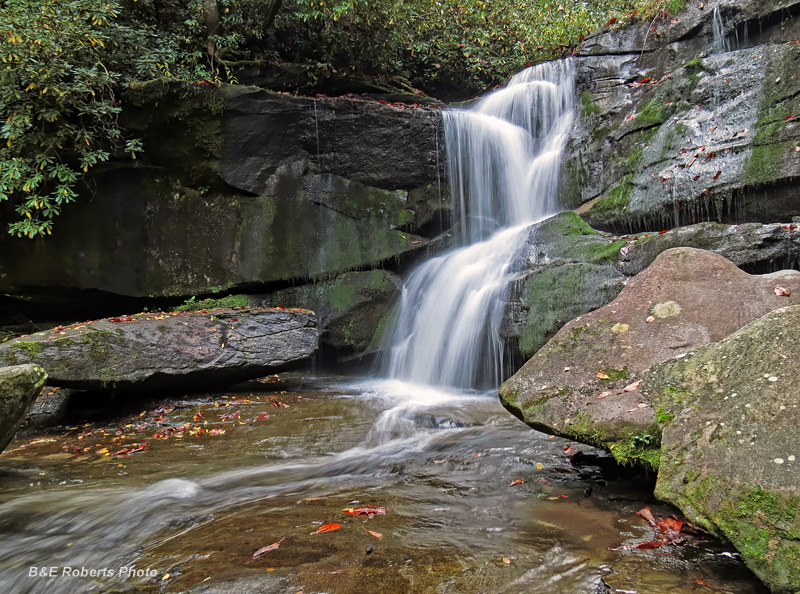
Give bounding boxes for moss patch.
[173,294,251,312]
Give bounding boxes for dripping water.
[380,60,575,390]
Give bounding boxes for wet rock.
[0,364,47,453]
[567,0,800,233]
[642,305,800,594]
[620,222,800,276]
[0,82,443,302]
[499,247,800,468]
[0,308,317,392]
[259,269,402,360]
[502,212,628,360]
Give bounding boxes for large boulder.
[499,247,800,468]
[642,305,800,594]
[0,81,444,302]
[0,308,317,392]
[566,0,800,233]
[0,365,47,453]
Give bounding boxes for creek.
[0,376,767,594]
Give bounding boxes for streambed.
[0,375,766,594]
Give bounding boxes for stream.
[0,375,767,594]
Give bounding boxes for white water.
[713,5,747,53]
[382,59,575,389]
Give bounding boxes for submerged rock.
[0,365,47,453]
[499,247,800,468]
[642,305,800,594]
[0,308,317,392]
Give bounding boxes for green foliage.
[172,293,250,311]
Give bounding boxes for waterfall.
[381,59,575,390]
[713,5,747,53]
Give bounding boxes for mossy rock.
[643,305,800,593]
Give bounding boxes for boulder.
[642,305,800,594]
[620,222,800,276]
[260,269,402,359]
[0,308,317,392]
[565,0,800,233]
[0,82,444,302]
[0,365,47,453]
[499,247,800,468]
[501,212,628,360]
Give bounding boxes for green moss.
[598,367,629,382]
[635,100,670,127]
[172,294,251,312]
[655,408,675,424]
[329,283,356,313]
[666,0,686,13]
[581,91,600,116]
[590,174,634,219]
[11,341,44,357]
[743,144,787,185]
[610,435,661,471]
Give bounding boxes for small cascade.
[713,5,747,53]
[381,60,575,390]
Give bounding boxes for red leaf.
[605,17,616,25]
[310,523,340,534]
[658,229,669,234]
[193,412,204,422]
[114,442,148,456]
[633,539,670,549]
[509,479,524,487]
[252,536,285,559]
[220,411,241,421]
[713,170,722,180]
[784,114,796,120]
[342,506,386,517]
[255,413,271,421]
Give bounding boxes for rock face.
[566,0,800,233]
[499,248,800,469]
[0,308,317,392]
[501,212,628,360]
[0,81,445,301]
[0,365,47,453]
[642,306,800,594]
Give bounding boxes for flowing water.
[383,60,573,389]
[0,378,767,594]
[0,62,770,594]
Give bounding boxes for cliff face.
[565,0,800,233]
[0,82,446,301]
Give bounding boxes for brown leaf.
[502,557,511,564]
[310,523,340,535]
[362,526,383,539]
[595,371,610,379]
[636,506,659,527]
[774,286,792,296]
[252,536,285,559]
[623,380,641,392]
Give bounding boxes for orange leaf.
[310,523,340,534]
[775,286,791,296]
[502,557,511,564]
[252,536,285,559]
[362,526,382,539]
[509,478,524,487]
[623,380,641,392]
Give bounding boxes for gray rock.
[620,221,800,276]
[0,308,317,392]
[643,305,800,594]
[566,0,800,233]
[499,248,800,468]
[0,365,47,453]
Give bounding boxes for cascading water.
[382,59,575,390]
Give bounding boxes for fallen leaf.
[255,413,271,421]
[304,497,327,502]
[535,462,543,470]
[310,523,340,534]
[502,557,511,564]
[646,316,655,323]
[509,478,524,487]
[774,286,791,296]
[636,506,659,527]
[596,371,610,379]
[252,536,285,559]
[623,380,641,392]
[342,506,386,517]
[362,526,383,539]
[161,573,170,581]
[597,391,611,399]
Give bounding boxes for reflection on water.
[0,376,766,594]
